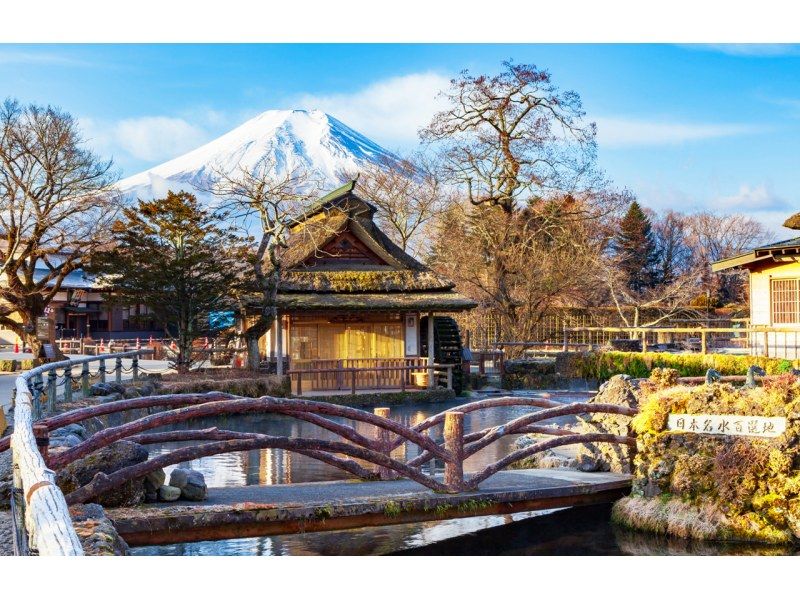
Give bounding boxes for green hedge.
[569,351,798,381]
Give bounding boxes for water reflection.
[128,391,599,556]
[140,391,589,487]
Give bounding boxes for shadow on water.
[389,504,800,556]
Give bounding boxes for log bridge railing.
[7,349,153,556]
[3,382,637,555]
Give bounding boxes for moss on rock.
[616,376,800,544]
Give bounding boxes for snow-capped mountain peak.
[118,109,397,200]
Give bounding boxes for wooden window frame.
[770,277,800,325]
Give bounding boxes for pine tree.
[89,192,246,372]
[613,201,661,292]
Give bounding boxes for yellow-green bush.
[616,379,800,544]
[569,350,797,381]
[0,359,17,372]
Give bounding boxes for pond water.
[126,390,797,556]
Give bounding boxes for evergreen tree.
[89,191,245,372]
[613,200,661,292]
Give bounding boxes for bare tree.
[429,192,614,344]
[600,255,702,330]
[421,61,600,214]
[419,61,617,341]
[684,211,773,304]
[339,153,450,257]
[0,99,119,356]
[209,158,322,369]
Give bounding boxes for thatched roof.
[784,212,800,230]
[281,212,427,271]
[268,180,476,313]
[273,291,477,312]
[280,269,454,293]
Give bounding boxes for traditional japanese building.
[256,180,477,392]
[712,212,800,358]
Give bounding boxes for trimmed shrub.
[0,360,17,373]
[18,359,35,371]
[567,350,798,381]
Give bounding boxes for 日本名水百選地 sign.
[667,414,787,438]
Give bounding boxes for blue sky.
[3,43,800,235]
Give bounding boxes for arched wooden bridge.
[7,380,636,550]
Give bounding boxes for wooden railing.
[8,349,152,556]
[2,389,637,555]
[562,326,800,358]
[286,361,455,396]
[290,357,428,392]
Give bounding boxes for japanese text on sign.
[667,414,786,438]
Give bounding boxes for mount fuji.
[117,109,399,201]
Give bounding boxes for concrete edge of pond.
[106,468,631,546]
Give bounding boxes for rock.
[138,382,156,396]
[158,485,181,502]
[56,440,149,508]
[49,433,83,448]
[143,468,166,503]
[169,467,207,501]
[99,392,124,404]
[0,451,12,510]
[575,452,605,472]
[145,468,166,490]
[573,375,640,474]
[51,423,88,441]
[89,382,125,396]
[123,387,142,399]
[69,503,129,555]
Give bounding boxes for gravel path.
[0,510,13,556]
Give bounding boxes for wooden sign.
[668,414,786,438]
[42,343,57,361]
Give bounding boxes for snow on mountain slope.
[117,109,398,201]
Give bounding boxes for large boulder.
[70,503,129,556]
[513,374,641,474]
[572,374,640,473]
[169,467,207,501]
[56,440,149,508]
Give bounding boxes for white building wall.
[749,262,800,359]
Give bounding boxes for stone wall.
[613,374,800,544]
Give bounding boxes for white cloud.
[595,116,760,148]
[0,50,93,67]
[685,44,800,57]
[715,184,788,212]
[295,72,451,146]
[81,115,208,162]
[113,117,207,161]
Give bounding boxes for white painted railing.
[10,350,152,555]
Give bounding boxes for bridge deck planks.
[107,468,632,546]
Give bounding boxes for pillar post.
[276,311,284,376]
[427,312,435,389]
[373,407,396,480]
[444,411,465,492]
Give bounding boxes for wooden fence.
[561,326,800,358]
